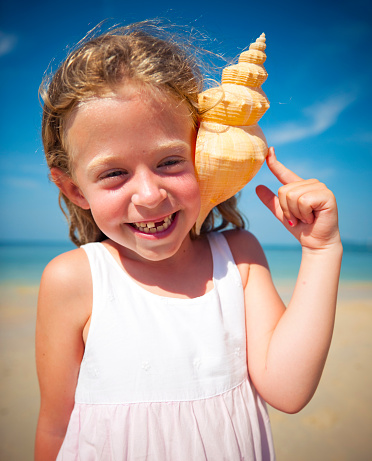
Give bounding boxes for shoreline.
[0,280,371,460]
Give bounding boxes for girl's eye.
[100,170,127,181]
[159,158,184,168]
[107,171,124,178]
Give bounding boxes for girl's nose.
[131,171,167,208]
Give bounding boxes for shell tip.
[194,220,202,236]
[194,206,211,236]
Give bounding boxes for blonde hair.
[40,20,245,246]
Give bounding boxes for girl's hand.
[256,147,341,252]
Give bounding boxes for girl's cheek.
[90,189,126,213]
[176,173,200,200]
[186,179,201,215]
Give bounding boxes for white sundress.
[57,232,275,460]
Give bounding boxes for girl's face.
[66,85,200,262]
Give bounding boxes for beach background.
[0,242,371,461]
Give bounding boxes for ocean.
[0,240,371,286]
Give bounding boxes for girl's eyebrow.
[85,154,122,178]
[87,154,123,171]
[86,141,191,174]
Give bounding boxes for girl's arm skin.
[227,147,342,414]
[34,249,92,460]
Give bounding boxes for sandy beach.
[0,280,371,461]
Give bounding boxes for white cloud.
[0,31,17,57]
[266,93,356,146]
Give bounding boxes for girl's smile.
[63,85,201,262]
[130,212,176,234]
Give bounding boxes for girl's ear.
[50,167,90,210]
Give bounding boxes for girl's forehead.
[65,84,195,162]
[66,85,192,140]
[78,83,176,111]
[71,86,191,127]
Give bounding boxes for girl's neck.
[102,235,214,299]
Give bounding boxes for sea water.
[0,240,371,286]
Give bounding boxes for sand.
[0,281,371,461]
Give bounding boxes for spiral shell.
[194,33,270,234]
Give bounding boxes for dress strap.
[207,232,243,288]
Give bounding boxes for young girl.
[35,21,342,461]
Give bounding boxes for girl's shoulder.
[221,229,268,265]
[41,247,91,288]
[38,247,92,324]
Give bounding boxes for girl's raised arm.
[242,147,342,413]
[35,249,92,460]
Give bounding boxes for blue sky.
[1,0,371,245]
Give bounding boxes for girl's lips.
[129,212,177,235]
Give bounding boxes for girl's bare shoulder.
[41,247,90,286]
[38,247,92,322]
[222,229,269,265]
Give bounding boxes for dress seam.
[75,376,248,406]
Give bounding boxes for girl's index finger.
[266,147,303,185]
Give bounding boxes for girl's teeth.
[133,214,174,233]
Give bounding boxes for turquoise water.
[264,244,372,282]
[0,241,371,285]
[0,242,75,284]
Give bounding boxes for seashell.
[198,84,269,126]
[194,33,270,234]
